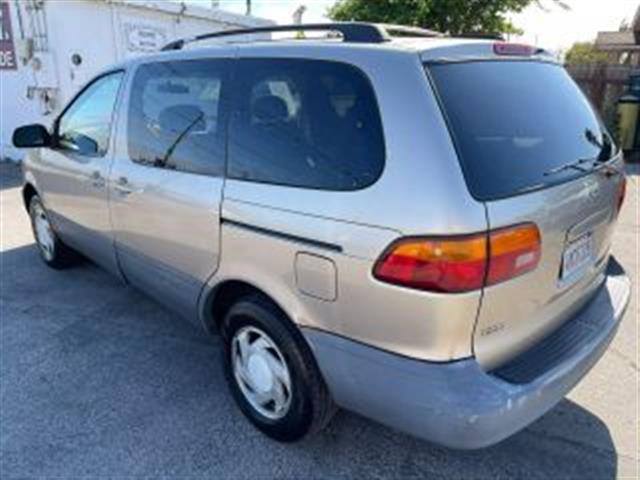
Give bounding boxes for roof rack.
[381,24,443,38]
[161,22,443,51]
[461,33,505,41]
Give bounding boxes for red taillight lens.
[373,224,541,293]
[616,176,627,215]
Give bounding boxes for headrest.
[252,95,289,124]
[158,104,206,133]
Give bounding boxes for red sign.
[0,1,17,70]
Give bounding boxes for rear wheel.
[221,294,336,442]
[29,196,78,269]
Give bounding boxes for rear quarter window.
[228,58,385,191]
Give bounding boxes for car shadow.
[0,162,22,191]
[0,243,619,479]
[304,399,618,479]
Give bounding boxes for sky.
[191,0,638,52]
[513,0,637,52]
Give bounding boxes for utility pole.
[292,5,306,25]
[246,0,252,16]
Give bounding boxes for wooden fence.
[566,64,639,128]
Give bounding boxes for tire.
[28,195,79,269]
[221,294,336,442]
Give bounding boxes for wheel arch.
[22,183,39,212]
[201,279,300,338]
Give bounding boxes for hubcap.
[32,203,55,261]
[231,326,292,420]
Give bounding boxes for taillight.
[486,224,541,286]
[616,176,627,215]
[373,234,487,293]
[373,223,541,293]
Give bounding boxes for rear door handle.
[113,176,136,196]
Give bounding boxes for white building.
[0,0,272,161]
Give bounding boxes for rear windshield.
[428,61,615,201]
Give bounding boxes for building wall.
[0,0,271,162]
[1,1,41,161]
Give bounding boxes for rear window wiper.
[585,128,614,164]
[543,158,593,177]
[545,155,622,179]
[583,130,622,176]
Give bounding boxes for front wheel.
[221,294,336,442]
[29,196,78,269]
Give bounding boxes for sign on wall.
[0,1,17,70]
[124,23,168,53]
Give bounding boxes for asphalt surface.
[1,161,638,479]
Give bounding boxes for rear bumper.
[303,259,630,449]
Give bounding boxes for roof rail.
[461,33,505,41]
[161,22,443,51]
[380,23,444,39]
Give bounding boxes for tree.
[328,0,568,36]
[564,42,609,65]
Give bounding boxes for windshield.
[427,61,615,201]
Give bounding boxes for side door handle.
[114,176,135,196]
[89,170,105,188]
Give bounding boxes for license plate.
[560,233,594,284]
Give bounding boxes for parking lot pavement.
[1,161,638,479]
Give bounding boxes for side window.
[57,72,124,157]
[228,59,385,191]
[127,59,229,177]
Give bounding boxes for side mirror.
[12,124,52,148]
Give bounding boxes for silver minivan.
[13,23,630,449]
